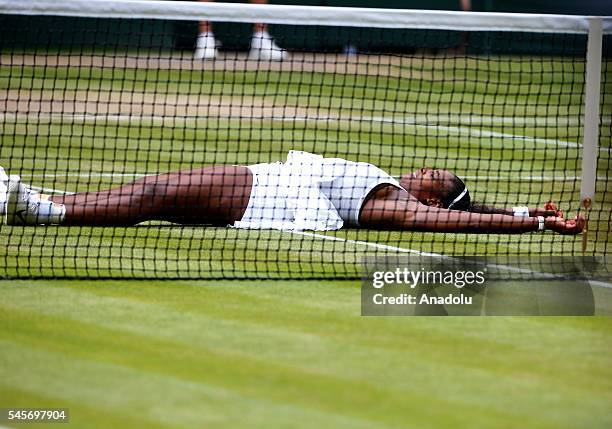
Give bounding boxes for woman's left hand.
[531,201,564,218]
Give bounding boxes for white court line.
[364,115,591,150]
[29,185,75,195]
[287,231,612,289]
[3,112,610,153]
[4,112,611,127]
[418,123,580,150]
[290,230,443,257]
[460,175,610,181]
[591,280,612,289]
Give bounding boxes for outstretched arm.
[360,190,583,234]
[468,201,564,218]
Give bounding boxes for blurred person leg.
[248,0,287,60]
[456,0,471,55]
[194,0,218,59]
[194,0,286,60]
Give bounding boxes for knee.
[143,178,204,212]
[129,181,174,214]
[141,175,184,194]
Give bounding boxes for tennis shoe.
[249,31,287,61]
[194,32,218,60]
[5,175,40,225]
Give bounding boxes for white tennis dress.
[233,151,401,231]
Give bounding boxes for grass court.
[1,52,611,427]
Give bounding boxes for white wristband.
[513,206,530,217]
[537,216,545,232]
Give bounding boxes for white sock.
[196,32,215,47]
[35,197,66,225]
[252,30,269,40]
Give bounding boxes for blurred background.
[1,0,611,56]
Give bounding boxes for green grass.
[1,280,611,429]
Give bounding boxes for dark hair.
[443,175,470,211]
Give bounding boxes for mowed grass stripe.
[0,385,171,429]
[1,281,611,428]
[0,61,590,110]
[38,281,612,385]
[0,340,381,429]
[0,304,479,429]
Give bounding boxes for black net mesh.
[0,10,609,279]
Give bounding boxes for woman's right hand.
[544,214,585,235]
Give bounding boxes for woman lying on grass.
[2,151,583,234]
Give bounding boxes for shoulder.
[365,183,414,202]
[359,184,419,228]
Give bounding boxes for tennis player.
[2,151,583,234]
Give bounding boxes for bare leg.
[50,166,253,226]
[251,0,268,34]
[200,0,268,34]
[199,0,212,34]
[199,21,212,34]
[194,1,218,59]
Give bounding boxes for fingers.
[561,215,585,235]
[574,214,585,231]
[542,202,563,218]
[544,201,558,211]
[544,214,585,235]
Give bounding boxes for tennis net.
[0,0,610,279]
